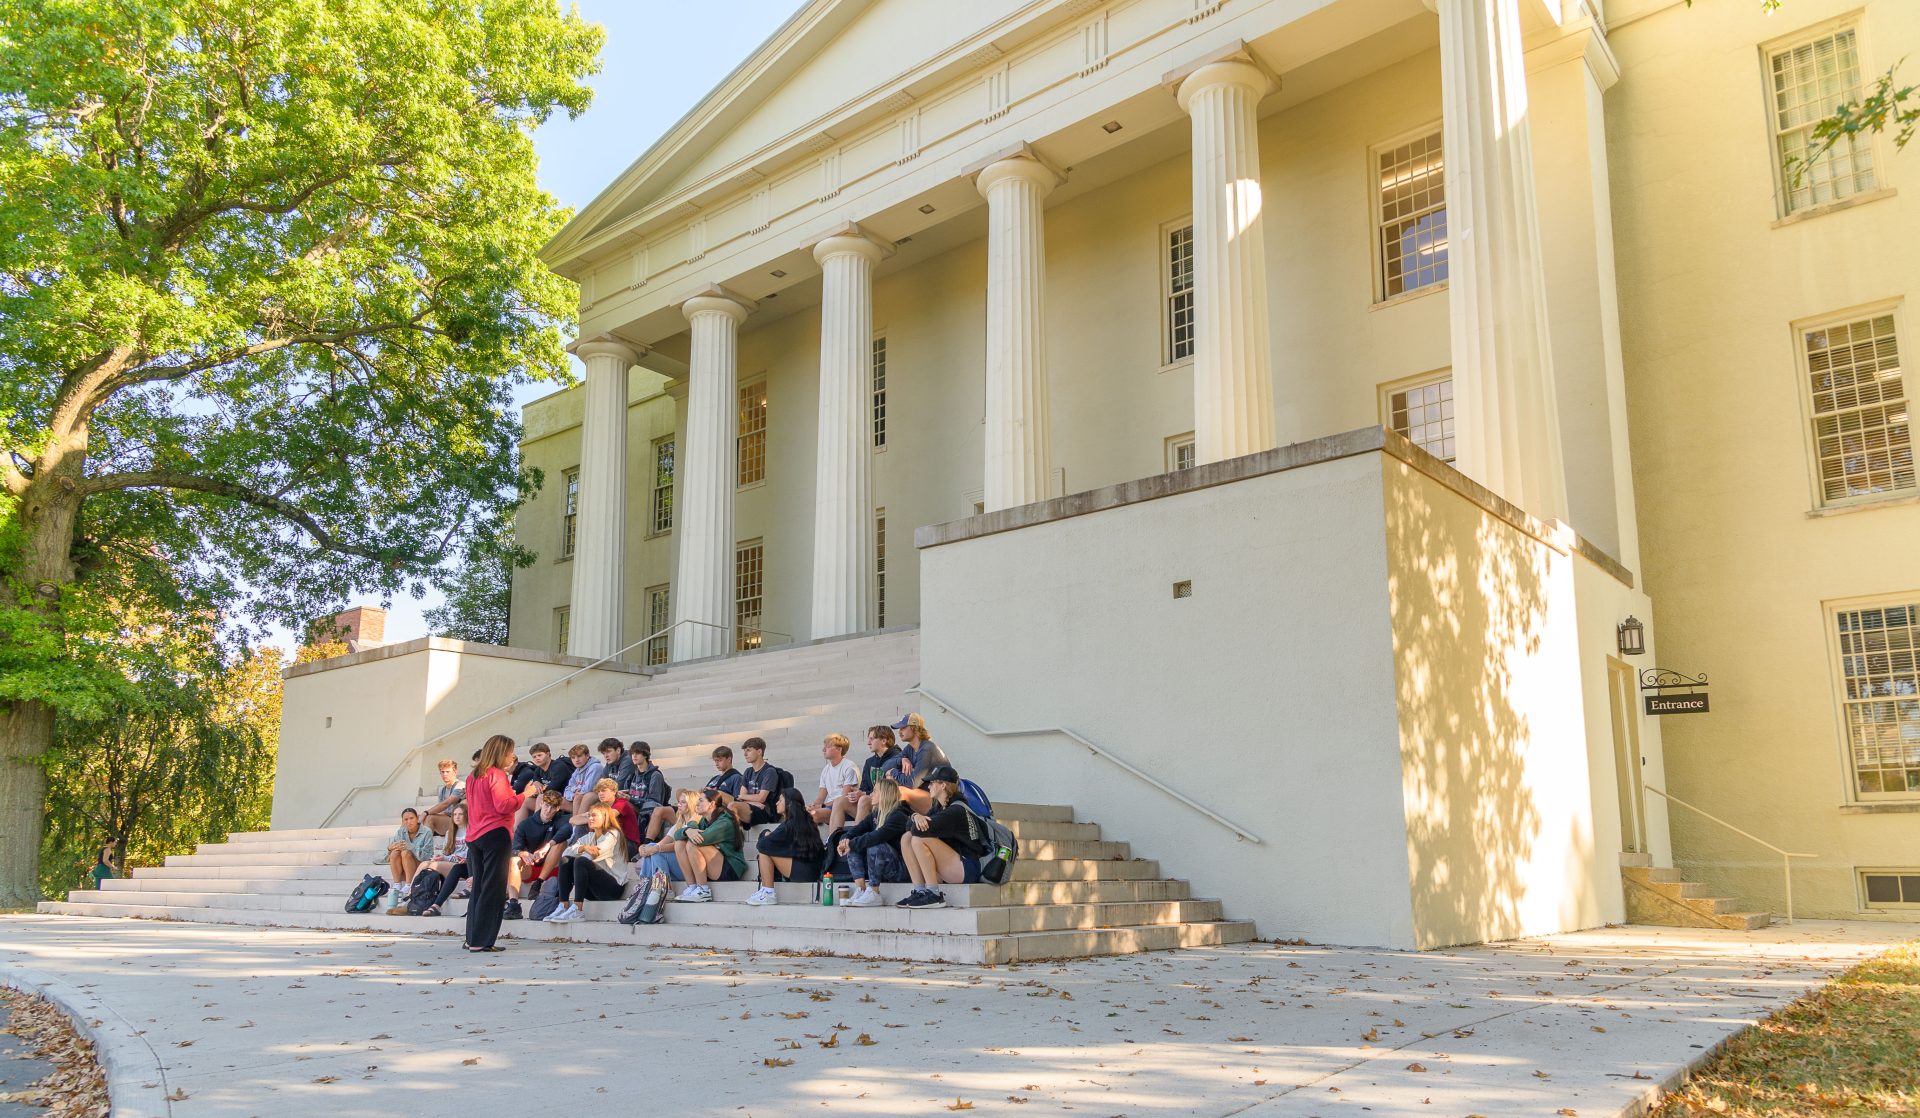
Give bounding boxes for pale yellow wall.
[1608,0,1920,918]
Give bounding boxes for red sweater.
[466,766,517,841]
[611,798,641,846]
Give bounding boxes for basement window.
[1860,869,1920,908]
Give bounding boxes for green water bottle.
[821,873,835,907]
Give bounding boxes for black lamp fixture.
[1617,615,1646,657]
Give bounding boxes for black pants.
[429,862,470,909]
[557,857,624,903]
[464,828,511,948]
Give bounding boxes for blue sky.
[301,0,808,651]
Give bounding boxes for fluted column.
[810,226,892,639]
[976,154,1059,512]
[567,337,641,661]
[671,288,755,662]
[1435,0,1568,520]
[1177,60,1276,465]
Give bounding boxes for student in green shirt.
[670,787,745,902]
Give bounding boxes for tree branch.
[77,469,395,562]
[104,321,423,393]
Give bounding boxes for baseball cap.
[890,713,913,730]
[926,764,959,785]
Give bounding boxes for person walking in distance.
[463,734,520,952]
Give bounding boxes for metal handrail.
[1642,784,1817,924]
[908,685,1263,845]
[316,618,763,828]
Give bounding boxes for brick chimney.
[310,605,387,652]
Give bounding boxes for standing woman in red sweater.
[464,734,519,952]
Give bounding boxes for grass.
[1652,940,1920,1116]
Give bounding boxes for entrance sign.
[1640,667,1709,717]
[1645,692,1709,715]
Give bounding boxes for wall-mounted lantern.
[1617,615,1646,657]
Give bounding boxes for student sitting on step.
[619,741,673,840]
[745,788,827,905]
[843,725,902,828]
[513,789,572,894]
[704,745,743,799]
[729,737,783,829]
[513,742,573,828]
[576,777,641,851]
[384,808,439,898]
[560,743,605,827]
[632,790,697,883]
[835,778,912,907]
[884,713,951,816]
[671,787,746,902]
[598,737,633,789]
[544,804,630,923]
[423,758,467,836]
[418,803,471,916]
[808,733,862,827]
[898,765,988,910]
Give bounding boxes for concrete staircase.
[1621,857,1770,931]
[40,630,1256,962]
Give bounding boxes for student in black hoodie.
[836,777,911,907]
[897,765,987,910]
[619,741,673,841]
[742,788,826,906]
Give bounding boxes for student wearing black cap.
[897,764,988,909]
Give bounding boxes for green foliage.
[1813,64,1918,155]
[423,512,531,646]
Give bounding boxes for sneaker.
[394,884,411,901]
[895,887,927,909]
[845,887,882,908]
[903,889,947,909]
[695,885,714,902]
[677,886,710,903]
[556,905,584,923]
[744,886,778,907]
[502,899,523,921]
[540,904,569,923]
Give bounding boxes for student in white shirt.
[808,733,862,826]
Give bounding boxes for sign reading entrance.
[1645,692,1709,716]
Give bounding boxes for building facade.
[513,0,1918,930]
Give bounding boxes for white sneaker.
[539,903,567,923]
[845,887,882,908]
[393,883,411,900]
[695,885,714,902]
[745,886,778,906]
[677,886,710,903]
[560,904,586,922]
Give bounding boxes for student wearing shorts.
[671,788,746,902]
[745,788,827,906]
[730,737,782,828]
[898,765,987,910]
[808,733,861,826]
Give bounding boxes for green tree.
[423,514,530,646]
[0,0,603,905]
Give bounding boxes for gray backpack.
[529,876,563,921]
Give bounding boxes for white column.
[1435,0,1569,521]
[671,288,754,663]
[810,226,891,639]
[976,155,1058,512]
[567,337,641,661]
[1177,60,1277,465]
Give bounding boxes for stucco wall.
[1608,0,1920,918]
[274,641,647,830]
[918,448,1420,948]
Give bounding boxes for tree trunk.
[0,699,53,906]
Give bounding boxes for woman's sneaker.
[903,889,947,909]
[677,885,712,903]
[541,903,573,922]
[744,886,778,906]
[845,887,882,908]
[895,888,926,908]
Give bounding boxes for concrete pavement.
[0,915,1913,1118]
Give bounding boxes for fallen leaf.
[1407,1063,1428,1073]
[1361,1028,1380,1042]
[946,1101,974,1112]
[1534,1071,1551,1080]
[820,1033,839,1049]
[462,1058,481,1066]
[1007,1096,1029,1103]
[312,1076,339,1084]
[763,1057,794,1068]
[856,1033,877,1046]
[1229,1035,1253,1043]
[1558,1110,1578,1116]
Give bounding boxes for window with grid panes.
[1165,223,1195,364]
[1377,130,1448,299]
[1834,600,1920,798]
[737,382,767,487]
[1166,434,1196,472]
[560,468,579,558]
[1862,870,1920,907]
[1805,313,1911,504]
[1769,28,1877,215]
[734,539,764,651]
[872,337,888,449]
[650,436,675,534]
[644,584,670,666]
[554,607,570,656]
[1387,376,1456,462]
[874,509,887,628]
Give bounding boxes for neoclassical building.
[503,0,1918,938]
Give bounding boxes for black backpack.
[345,874,389,913]
[966,808,1020,887]
[407,868,444,915]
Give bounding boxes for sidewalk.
[0,915,1913,1117]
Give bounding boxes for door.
[1607,657,1648,853]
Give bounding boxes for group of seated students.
[379,711,991,919]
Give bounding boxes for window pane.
[1806,314,1911,504]
[735,540,764,651]
[872,337,888,449]
[1772,30,1876,214]
[1379,131,1448,298]
[651,438,675,534]
[1167,225,1195,363]
[1388,377,1456,463]
[1837,600,1920,796]
[1865,874,1901,903]
[738,383,768,487]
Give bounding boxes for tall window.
[1164,223,1196,364]
[874,509,888,628]
[1385,374,1456,463]
[738,381,768,487]
[1377,129,1448,299]
[1834,600,1920,799]
[1804,312,1911,505]
[734,539,764,651]
[554,607,571,657]
[560,468,580,558]
[644,584,670,666]
[650,436,675,534]
[1769,27,1876,215]
[1165,433,1196,472]
[872,337,889,449]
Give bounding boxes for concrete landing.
[0,915,1913,1118]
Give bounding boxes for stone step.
[1620,867,1774,932]
[36,900,1252,965]
[190,834,1128,862]
[1715,911,1772,932]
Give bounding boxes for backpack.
[345,874,389,913]
[529,876,563,922]
[621,869,671,926]
[959,778,993,819]
[964,807,1019,887]
[406,868,444,915]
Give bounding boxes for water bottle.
[821,873,836,907]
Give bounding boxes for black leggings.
[464,828,511,949]
[429,862,471,909]
[557,857,624,903]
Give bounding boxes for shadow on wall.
[1387,472,1550,949]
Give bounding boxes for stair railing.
[907,685,1263,845]
[316,618,776,828]
[1641,784,1817,924]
